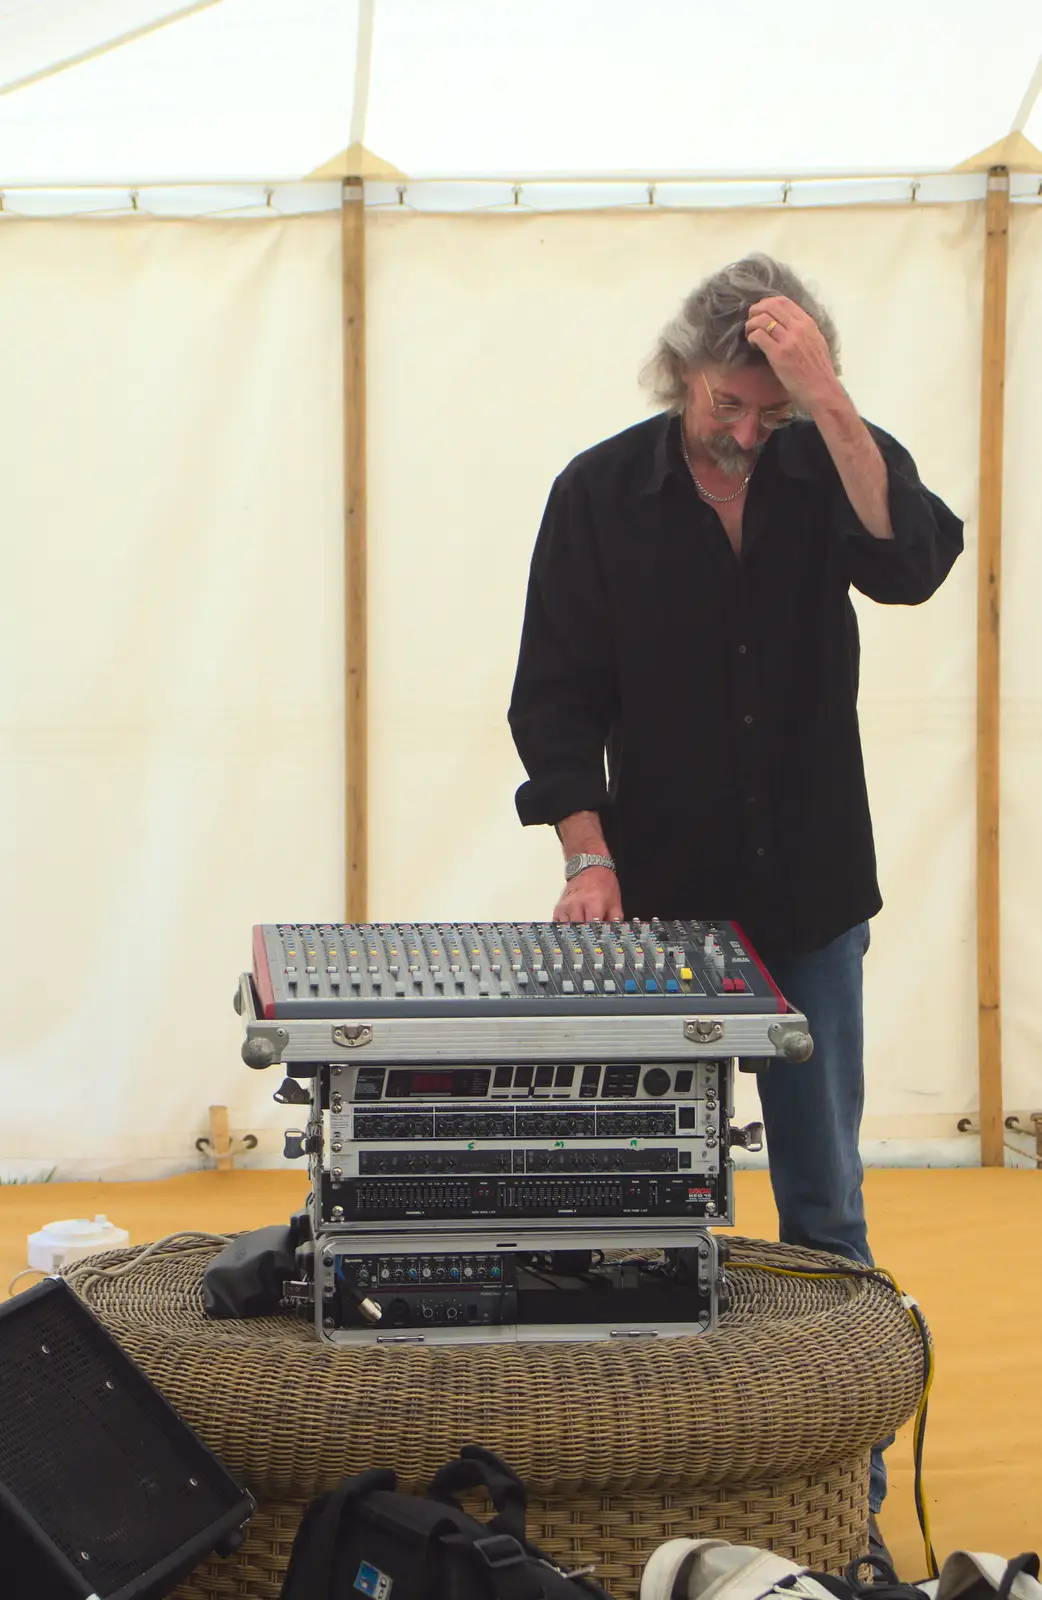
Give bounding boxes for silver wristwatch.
[564,852,616,881]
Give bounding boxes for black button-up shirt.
[508,410,963,959]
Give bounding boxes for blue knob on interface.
[645,978,658,992]
[624,977,638,993]
[666,978,679,993]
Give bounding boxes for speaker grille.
[0,1283,247,1594]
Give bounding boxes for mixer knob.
[642,1068,672,1098]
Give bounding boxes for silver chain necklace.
[679,422,751,503]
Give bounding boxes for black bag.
[280,1444,618,1600]
[202,1225,296,1318]
[821,1550,1042,1600]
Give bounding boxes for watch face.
[565,854,583,879]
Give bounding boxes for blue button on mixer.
[624,978,638,993]
[645,978,658,992]
[666,978,679,993]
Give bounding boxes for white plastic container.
[27,1215,130,1273]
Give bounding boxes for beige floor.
[3,1167,1039,1578]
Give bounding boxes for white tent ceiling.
[0,0,1040,188]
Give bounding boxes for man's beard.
[703,432,766,477]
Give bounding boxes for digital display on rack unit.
[411,1073,454,1094]
[385,1069,492,1098]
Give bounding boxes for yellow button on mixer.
[680,967,693,981]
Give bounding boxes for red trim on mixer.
[252,924,277,1019]
[732,922,787,1013]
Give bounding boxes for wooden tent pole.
[977,166,1010,1167]
[343,178,368,921]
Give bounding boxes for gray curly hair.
[640,253,841,412]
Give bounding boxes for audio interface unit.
[317,1236,723,1346]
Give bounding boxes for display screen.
[385,1069,491,1098]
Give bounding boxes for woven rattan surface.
[67,1236,923,1501]
[170,1465,870,1600]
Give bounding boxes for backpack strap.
[439,1527,547,1600]
[430,1448,615,1600]
[281,1469,397,1599]
[429,1446,528,1541]
[996,1556,1042,1600]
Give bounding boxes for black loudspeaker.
[0,1277,254,1600]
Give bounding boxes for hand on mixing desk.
[553,867,623,924]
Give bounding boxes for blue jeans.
[755,920,889,1515]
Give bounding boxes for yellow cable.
[912,1332,937,1574]
[738,1260,937,1577]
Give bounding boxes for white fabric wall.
[1002,207,1042,1116]
[0,204,1037,1177]
[0,216,344,1176]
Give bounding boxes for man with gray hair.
[508,254,962,1548]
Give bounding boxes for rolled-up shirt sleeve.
[839,425,964,605]
[508,469,618,826]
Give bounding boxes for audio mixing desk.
[234,920,801,1343]
[237,919,812,1068]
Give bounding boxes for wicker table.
[67,1237,924,1600]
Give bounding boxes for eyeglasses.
[701,371,795,429]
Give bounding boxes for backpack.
[280,1444,618,1600]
